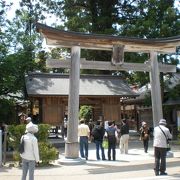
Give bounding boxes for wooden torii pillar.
[149,51,163,126]
[65,46,80,158]
[37,23,179,160]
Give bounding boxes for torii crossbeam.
[37,23,179,161]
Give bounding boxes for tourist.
[106,121,117,161]
[78,119,90,160]
[20,123,39,180]
[91,120,106,160]
[119,119,129,154]
[153,119,172,176]
[139,121,150,153]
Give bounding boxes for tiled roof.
[25,73,138,97]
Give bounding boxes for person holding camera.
[153,119,172,176]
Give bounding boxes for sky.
[6,0,62,26]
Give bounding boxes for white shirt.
[20,133,40,162]
[78,124,90,137]
[153,125,172,148]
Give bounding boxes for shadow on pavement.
[85,160,180,175]
[0,166,13,172]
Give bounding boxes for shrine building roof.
[25,73,138,97]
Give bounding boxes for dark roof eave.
[27,94,138,97]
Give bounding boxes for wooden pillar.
[65,46,80,158]
[149,51,163,127]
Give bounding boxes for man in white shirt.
[153,119,172,176]
[78,119,90,160]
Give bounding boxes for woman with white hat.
[20,123,39,180]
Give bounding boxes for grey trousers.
[154,147,167,174]
[21,158,36,180]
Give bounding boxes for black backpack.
[92,127,100,139]
[19,135,25,154]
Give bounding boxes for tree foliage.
[79,105,92,121]
[0,0,47,98]
[0,0,47,123]
[0,0,179,122]
[0,98,16,124]
[0,0,179,92]
[40,0,179,85]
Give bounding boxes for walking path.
[0,140,180,180]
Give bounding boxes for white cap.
[26,122,38,133]
[142,122,147,126]
[25,117,31,121]
[159,119,167,125]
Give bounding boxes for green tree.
[0,0,47,123]
[79,105,92,122]
[0,0,179,124]
[0,0,48,97]
[40,0,179,84]
[38,0,121,74]
[119,0,179,86]
[0,99,16,124]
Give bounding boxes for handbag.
[102,139,108,149]
[19,135,25,154]
[159,126,171,152]
[166,142,171,151]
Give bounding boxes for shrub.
[8,124,26,150]
[79,105,92,121]
[8,123,59,166]
[36,124,51,142]
[38,142,59,165]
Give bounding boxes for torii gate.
[37,23,179,160]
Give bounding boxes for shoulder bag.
[19,135,25,154]
[159,126,171,151]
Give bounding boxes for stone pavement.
[0,140,180,180]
